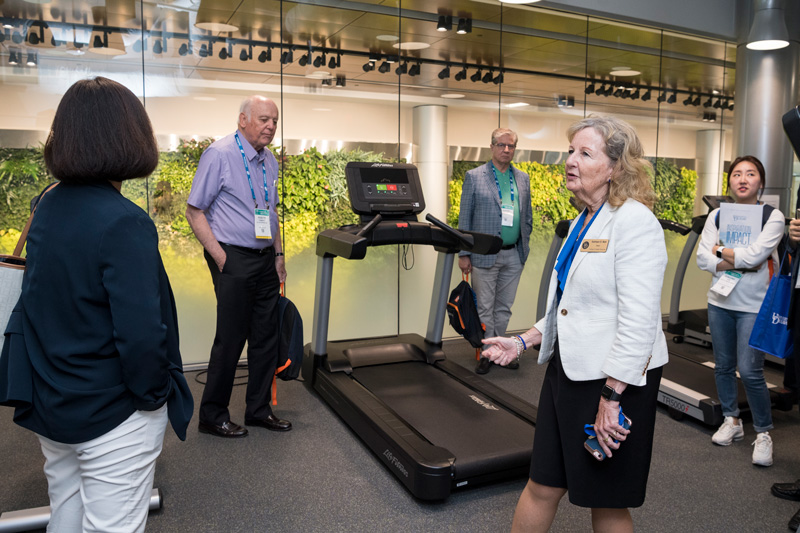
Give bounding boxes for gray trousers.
[471,247,524,343]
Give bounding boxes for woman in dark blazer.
[0,77,193,532]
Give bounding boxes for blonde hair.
[491,128,518,146]
[567,116,656,210]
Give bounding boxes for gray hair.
[491,128,518,146]
[239,95,269,120]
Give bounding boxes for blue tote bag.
[749,249,793,359]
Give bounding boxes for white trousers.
[471,247,525,340]
[37,405,168,533]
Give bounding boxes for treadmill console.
[345,162,425,216]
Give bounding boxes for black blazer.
[0,181,193,443]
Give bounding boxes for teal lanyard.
[490,163,515,204]
[234,132,268,209]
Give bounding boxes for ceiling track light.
[395,62,408,75]
[640,90,651,101]
[595,84,605,96]
[240,44,252,62]
[408,62,421,77]
[703,97,713,108]
[683,94,693,106]
[454,65,467,81]
[493,71,504,85]
[438,65,450,79]
[437,14,453,32]
[585,82,595,95]
[691,95,701,106]
[368,52,380,63]
[299,53,309,66]
[667,91,677,104]
[198,41,213,58]
[657,91,667,103]
[378,61,390,73]
[630,89,640,100]
[27,21,45,46]
[218,39,232,60]
[335,75,346,88]
[482,69,493,83]
[470,68,482,82]
[258,47,272,63]
[613,87,623,98]
[363,61,375,72]
[153,34,168,55]
[713,98,723,108]
[456,18,472,35]
[328,53,340,69]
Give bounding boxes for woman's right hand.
[482,336,517,366]
[790,218,800,248]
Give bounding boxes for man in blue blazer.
[458,128,533,374]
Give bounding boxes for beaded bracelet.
[516,335,527,352]
[512,336,523,359]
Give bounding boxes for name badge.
[580,239,609,253]
[254,208,272,239]
[710,270,742,297]
[501,205,514,227]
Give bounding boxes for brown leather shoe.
[198,420,248,438]
[245,414,292,432]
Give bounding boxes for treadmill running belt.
[352,361,534,480]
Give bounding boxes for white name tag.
[710,270,742,297]
[501,205,514,227]
[254,208,272,239]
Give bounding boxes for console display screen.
[345,162,425,216]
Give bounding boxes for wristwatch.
[716,246,725,259]
[601,384,622,402]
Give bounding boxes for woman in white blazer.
[483,116,668,532]
[696,155,783,467]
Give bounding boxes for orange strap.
[271,375,278,406]
[463,272,470,282]
[475,347,481,361]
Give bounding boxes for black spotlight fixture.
[454,65,467,81]
[438,65,450,79]
[280,47,294,64]
[566,96,574,108]
[258,47,272,63]
[240,45,252,61]
[691,95,701,106]
[585,82,595,95]
[363,61,375,72]
[641,90,652,101]
[630,89,640,100]
[667,91,677,104]
[703,97,713,108]
[456,18,472,34]
[28,22,45,45]
[218,40,232,60]
[493,71,504,85]
[682,93,693,106]
[8,50,18,65]
[437,15,453,32]
[657,90,667,103]
[470,68,482,82]
[620,87,630,99]
[395,62,408,75]
[335,75,346,87]
[613,86,624,98]
[328,54,337,69]
[482,69,493,83]
[595,84,605,96]
[713,98,723,109]
[321,78,332,86]
[26,51,37,66]
[298,53,309,66]
[378,61,391,73]
[368,52,380,64]
[408,62,421,76]
[313,53,324,68]
[198,41,213,58]
[179,39,192,56]
[153,38,163,54]
[132,37,146,53]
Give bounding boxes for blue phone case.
[584,415,632,461]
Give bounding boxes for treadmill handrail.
[425,213,474,248]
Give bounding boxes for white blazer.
[534,199,669,387]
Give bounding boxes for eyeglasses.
[494,143,516,150]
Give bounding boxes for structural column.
[734,0,800,213]
[398,105,449,336]
[695,130,725,215]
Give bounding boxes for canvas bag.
[748,248,793,359]
[0,183,57,353]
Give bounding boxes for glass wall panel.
[0,0,743,363]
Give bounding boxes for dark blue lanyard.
[234,132,268,209]
[554,205,603,302]
[490,163,515,205]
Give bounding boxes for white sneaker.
[752,432,773,467]
[712,416,744,446]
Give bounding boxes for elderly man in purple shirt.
[186,95,290,438]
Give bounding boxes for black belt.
[501,244,516,250]
[220,242,273,255]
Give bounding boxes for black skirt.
[530,342,663,508]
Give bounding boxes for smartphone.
[584,414,632,461]
[796,208,800,219]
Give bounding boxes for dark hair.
[727,155,766,191]
[44,77,158,184]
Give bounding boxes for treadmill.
[302,162,537,501]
